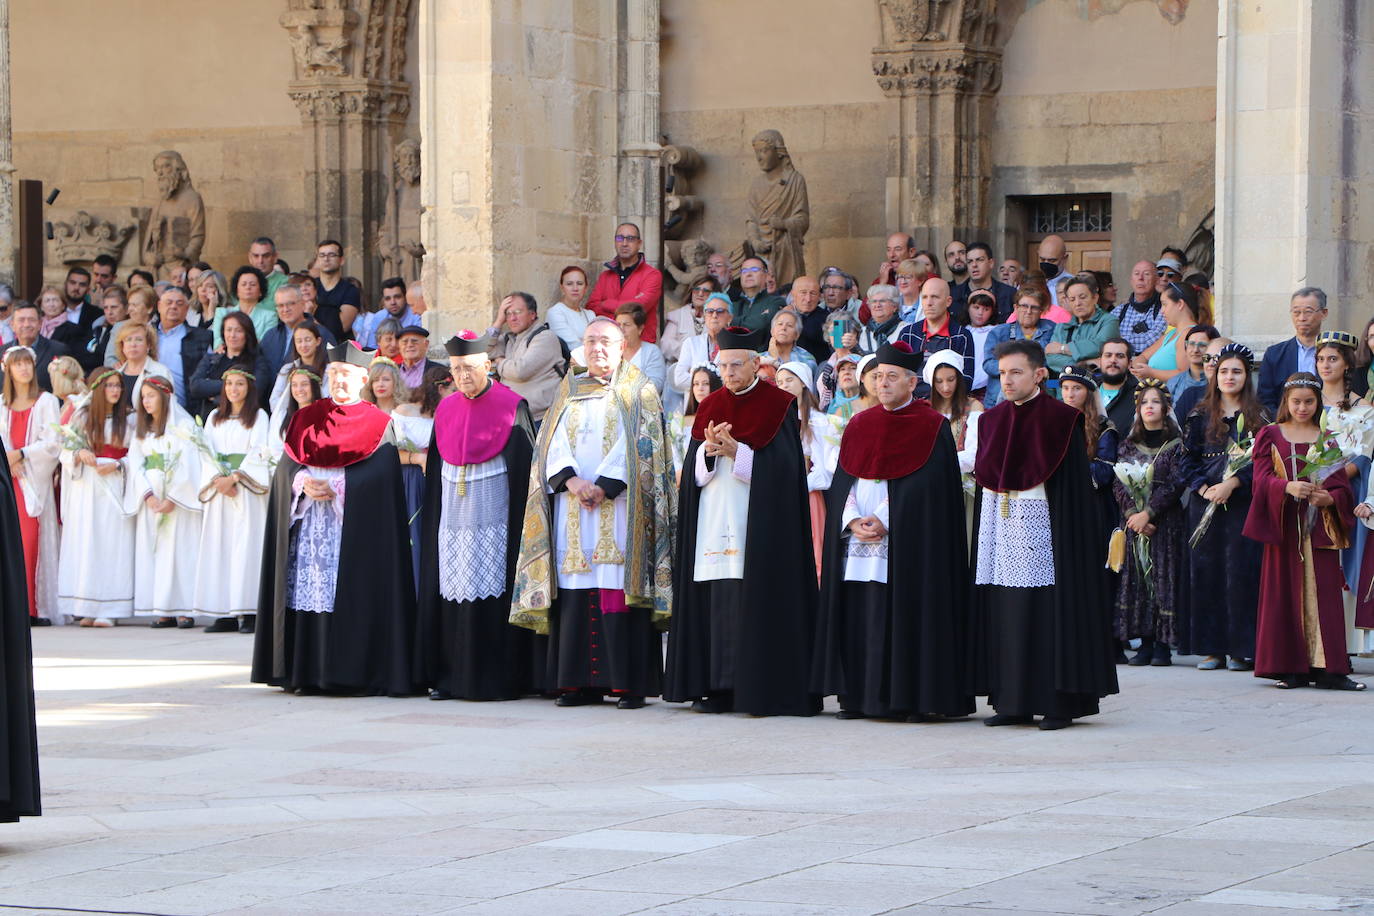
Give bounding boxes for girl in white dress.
[193,368,273,632]
[58,369,135,626]
[0,347,63,624]
[123,376,202,628]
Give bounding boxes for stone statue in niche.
[144,151,206,275]
[378,138,424,283]
[744,130,810,288]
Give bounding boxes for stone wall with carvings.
[11,0,419,284]
[989,0,1218,283]
[664,0,1216,285]
[661,0,889,282]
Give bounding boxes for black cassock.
[0,457,39,821]
[968,418,1119,719]
[813,410,974,718]
[414,401,547,699]
[666,397,820,717]
[252,401,416,697]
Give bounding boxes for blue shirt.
[158,322,188,406]
[1297,341,1317,375]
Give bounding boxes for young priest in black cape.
[813,341,975,721]
[666,325,821,716]
[415,331,541,701]
[252,342,416,696]
[968,339,1118,729]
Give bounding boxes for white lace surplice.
[841,477,890,584]
[438,455,508,603]
[285,467,345,614]
[974,483,1055,588]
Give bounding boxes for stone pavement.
[0,626,1372,916]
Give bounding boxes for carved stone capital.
[871,45,1001,97]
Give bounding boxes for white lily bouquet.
[1108,461,1155,597]
[53,421,123,503]
[141,439,182,532]
[1188,414,1255,549]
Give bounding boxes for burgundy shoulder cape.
[838,399,945,480]
[973,392,1081,492]
[691,380,794,449]
[432,380,522,467]
[284,399,392,469]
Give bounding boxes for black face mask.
[1039,261,1061,278]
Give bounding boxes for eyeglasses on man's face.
[703,307,730,315]
[614,234,640,243]
[1156,269,1179,279]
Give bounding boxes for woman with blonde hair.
[0,347,63,624]
[193,270,230,329]
[47,355,88,421]
[114,322,170,408]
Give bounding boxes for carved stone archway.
[872,0,1001,249]
[281,0,412,294]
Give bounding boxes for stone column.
[617,0,663,270]
[419,1,633,338]
[871,0,1001,249]
[417,0,495,338]
[1214,0,1374,348]
[282,0,411,297]
[0,0,14,284]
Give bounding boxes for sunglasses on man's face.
[1156,269,1179,279]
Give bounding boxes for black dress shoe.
[835,709,866,720]
[1038,716,1074,730]
[29,617,51,627]
[984,713,1033,727]
[428,688,453,701]
[205,618,238,633]
[1127,646,1152,666]
[150,617,177,629]
[238,615,256,634]
[1150,644,1172,667]
[616,695,646,709]
[555,692,602,707]
[690,697,732,714]
[176,617,195,629]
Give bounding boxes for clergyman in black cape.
[251,343,416,697]
[968,339,1119,730]
[813,342,974,720]
[666,325,820,716]
[415,332,543,700]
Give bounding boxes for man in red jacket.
[587,222,663,341]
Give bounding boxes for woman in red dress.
[1244,372,1365,690]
